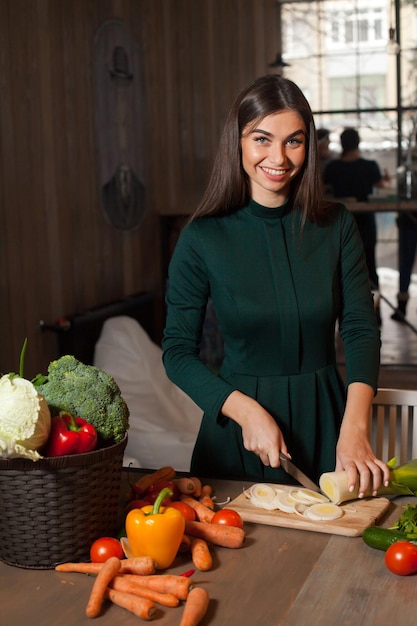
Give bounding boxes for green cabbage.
[0,375,51,461]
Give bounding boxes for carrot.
[105,588,157,620]
[121,574,192,601]
[178,534,192,553]
[55,556,155,576]
[119,557,156,575]
[185,520,245,549]
[131,466,176,496]
[55,562,102,575]
[200,484,212,496]
[180,496,215,523]
[179,586,210,626]
[199,494,215,509]
[199,485,215,510]
[190,538,213,571]
[189,477,202,497]
[85,556,121,618]
[173,477,197,494]
[109,575,180,607]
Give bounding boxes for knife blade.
[279,452,321,493]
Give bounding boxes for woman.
[162,74,390,496]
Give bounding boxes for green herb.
[390,504,417,534]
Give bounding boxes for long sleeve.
[162,222,235,419]
[337,207,381,391]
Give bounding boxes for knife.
[279,452,321,493]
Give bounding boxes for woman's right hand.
[221,390,289,467]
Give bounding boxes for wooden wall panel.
[0,0,279,377]
[140,0,279,214]
[0,0,16,366]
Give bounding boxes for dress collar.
[242,198,292,219]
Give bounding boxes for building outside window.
[280,0,417,165]
[279,0,417,269]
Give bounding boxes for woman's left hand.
[336,382,390,497]
[335,427,390,497]
[336,439,389,498]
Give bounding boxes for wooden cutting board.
[227,484,391,537]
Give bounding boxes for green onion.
[320,457,417,504]
[387,458,417,494]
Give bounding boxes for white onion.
[289,488,330,505]
[303,502,344,521]
[247,483,284,510]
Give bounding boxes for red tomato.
[90,537,124,563]
[169,501,197,522]
[211,509,244,529]
[385,541,417,576]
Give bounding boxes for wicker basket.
[0,434,127,569]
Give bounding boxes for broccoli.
[35,355,129,444]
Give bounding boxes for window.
[325,7,384,47]
[279,0,417,279]
[280,0,417,168]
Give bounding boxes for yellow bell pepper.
[125,487,185,569]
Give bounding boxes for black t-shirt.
[323,157,382,202]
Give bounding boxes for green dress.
[162,200,380,483]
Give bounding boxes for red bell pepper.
[145,480,180,505]
[45,411,97,456]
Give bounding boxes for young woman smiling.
[240,110,306,206]
[162,74,390,497]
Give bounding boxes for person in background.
[163,75,389,497]
[323,127,391,326]
[391,135,417,322]
[317,127,332,175]
[391,211,417,321]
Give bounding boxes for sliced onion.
[293,502,309,518]
[289,488,330,505]
[247,483,283,510]
[246,483,341,520]
[249,484,279,500]
[250,497,280,510]
[303,502,343,521]
[275,491,298,513]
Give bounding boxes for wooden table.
[1,472,416,626]
[342,198,417,213]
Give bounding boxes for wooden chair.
[370,388,417,465]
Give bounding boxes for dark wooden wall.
[0,0,279,377]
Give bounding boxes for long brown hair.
[191,74,328,224]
